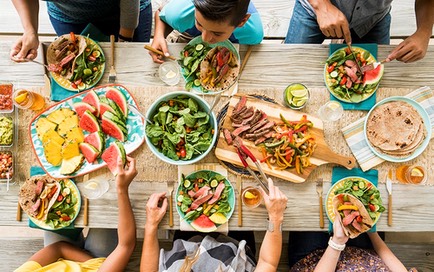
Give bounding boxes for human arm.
[313,211,349,272]
[140,192,168,272]
[368,232,408,272]
[10,0,40,61]
[119,0,140,41]
[387,0,434,62]
[99,156,138,271]
[149,8,173,63]
[255,178,288,272]
[307,0,352,43]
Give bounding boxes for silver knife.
[347,44,363,74]
[386,169,393,226]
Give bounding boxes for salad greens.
[334,178,385,222]
[46,179,78,229]
[178,42,211,92]
[146,95,214,161]
[69,37,105,90]
[178,171,232,222]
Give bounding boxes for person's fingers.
[260,186,270,203]
[26,48,38,60]
[328,28,337,38]
[267,178,275,197]
[160,197,168,213]
[322,29,330,37]
[126,156,136,173]
[334,26,343,39]
[115,156,124,175]
[151,53,164,64]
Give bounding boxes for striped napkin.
[177,164,229,234]
[342,86,434,171]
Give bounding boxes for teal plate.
[29,84,146,178]
[28,177,81,230]
[180,36,240,95]
[364,96,432,162]
[176,170,235,232]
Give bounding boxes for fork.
[108,35,116,83]
[167,180,174,227]
[361,59,388,73]
[316,179,324,228]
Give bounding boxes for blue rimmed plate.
[364,96,431,162]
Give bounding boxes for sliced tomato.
[340,76,347,86]
[57,195,64,202]
[369,203,376,212]
[327,64,335,73]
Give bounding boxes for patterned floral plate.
[29,84,145,178]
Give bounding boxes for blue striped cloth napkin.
[341,86,434,171]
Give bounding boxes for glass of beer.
[396,165,427,184]
[241,186,263,209]
[12,89,46,111]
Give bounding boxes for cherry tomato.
[327,64,335,73]
[88,55,96,62]
[57,195,64,202]
[71,82,78,89]
[340,76,347,86]
[74,78,82,85]
[337,194,344,203]
[184,51,189,57]
[369,203,376,212]
[180,148,186,158]
[61,215,71,221]
[356,215,363,223]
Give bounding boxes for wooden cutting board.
[215,94,355,183]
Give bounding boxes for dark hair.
[193,0,250,26]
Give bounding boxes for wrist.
[328,236,346,251]
[332,235,347,245]
[145,222,159,232]
[266,218,283,232]
[118,34,133,42]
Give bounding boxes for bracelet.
[118,34,133,42]
[328,237,346,251]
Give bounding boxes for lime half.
[284,83,309,109]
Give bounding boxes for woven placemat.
[19,85,432,186]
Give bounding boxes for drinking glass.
[318,101,343,121]
[241,186,263,209]
[159,61,180,86]
[79,178,110,199]
[12,89,46,111]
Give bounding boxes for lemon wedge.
[166,70,177,79]
[411,168,424,177]
[209,212,228,224]
[14,92,28,104]
[244,191,257,199]
[85,181,99,190]
[327,101,341,111]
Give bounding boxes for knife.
[347,44,363,75]
[386,169,393,226]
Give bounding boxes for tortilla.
[333,193,374,238]
[366,101,426,158]
[19,176,61,221]
[199,46,239,92]
[46,34,87,79]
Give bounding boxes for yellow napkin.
[177,163,229,234]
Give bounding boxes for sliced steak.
[232,125,251,137]
[234,96,247,113]
[248,119,269,133]
[223,128,234,145]
[343,211,359,226]
[208,182,226,205]
[248,110,263,125]
[190,193,213,210]
[351,220,363,232]
[193,185,210,199]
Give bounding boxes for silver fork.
[316,179,324,228]
[167,180,174,227]
[108,35,116,83]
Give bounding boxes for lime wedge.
[293,98,307,107]
[291,88,308,98]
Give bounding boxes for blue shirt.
[159,0,264,44]
[298,0,392,37]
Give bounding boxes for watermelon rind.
[101,115,126,142]
[101,141,126,175]
[84,131,105,153]
[99,96,115,117]
[107,98,127,123]
[363,64,384,85]
[105,87,128,117]
[73,102,97,118]
[103,111,127,133]
[79,110,101,133]
[82,90,101,117]
[79,142,100,163]
[190,214,217,232]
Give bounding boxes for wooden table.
[0,41,433,232]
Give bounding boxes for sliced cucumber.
[330,71,338,78]
[195,44,204,51]
[194,79,201,86]
[210,179,218,188]
[177,195,184,202]
[183,179,191,188]
[62,187,71,196]
[358,181,365,189]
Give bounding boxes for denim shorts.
[285,0,391,44]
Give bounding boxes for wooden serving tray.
[215,94,355,183]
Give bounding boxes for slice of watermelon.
[101,141,126,175]
[79,110,101,133]
[84,131,105,153]
[73,102,97,118]
[83,90,101,117]
[363,64,384,85]
[79,142,100,163]
[101,112,127,142]
[105,87,128,117]
[190,214,217,232]
[107,98,127,123]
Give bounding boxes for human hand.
[387,31,430,63]
[10,32,39,62]
[332,210,349,244]
[115,156,137,192]
[260,178,288,222]
[149,36,170,64]
[145,192,168,228]
[314,2,351,44]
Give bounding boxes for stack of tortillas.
[366,101,427,158]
